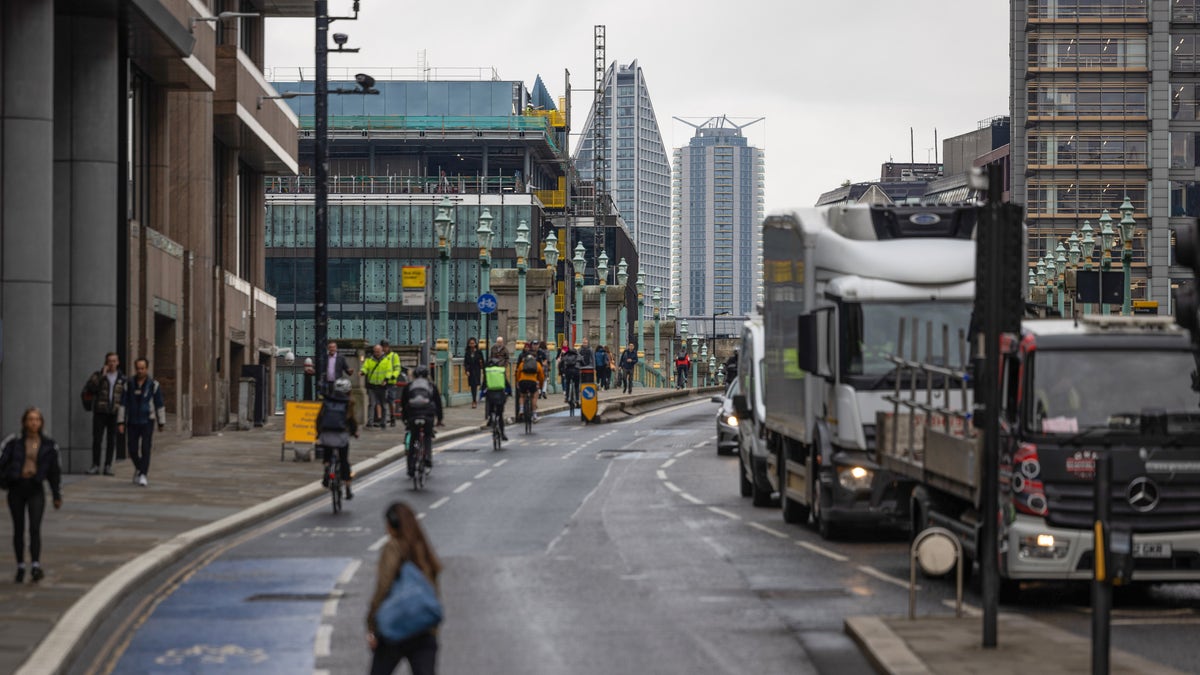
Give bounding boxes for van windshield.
[1029,350,1200,434]
[840,300,973,383]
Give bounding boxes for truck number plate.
[1132,542,1172,559]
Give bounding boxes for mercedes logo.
[1127,477,1160,513]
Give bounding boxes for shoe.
[532,413,540,422]
[137,474,148,487]
[321,470,330,488]
[344,486,353,500]
[501,433,509,441]
[389,420,396,427]
[132,472,141,485]
[423,458,433,468]
[30,566,43,583]
[15,568,24,583]
[103,465,114,476]
[471,402,477,409]
[86,465,100,475]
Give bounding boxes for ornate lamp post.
[701,342,709,386]
[1028,268,1036,302]
[477,207,495,346]
[708,355,716,387]
[1067,232,1081,317]
[1099,209,1115,316]
[434,198,454,404]
[617,258,629,346]
[680,319,689,362]
[1055,241,1067,317]
[652,287,662,385]
[597,251,609,346]
[543,230,559,393]
[573,242,586,347]
[1119,196,1136,315]
[690,336,700,388]
[1043,252,1056,311]
[1080,220,1095,314]
[515,219,530,342]
[636,277,646,355]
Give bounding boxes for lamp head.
[617,257,628,286]
[514,219,531,262]
[332,33,349,46]
[597,250,609,281]
[1099,210,1114,252]
[1080,220,1095,257]
[636,277,646,297]
[543,230,559,267]
[652,286,661,305]
[680,319,689,337]
[434,201,452,247]
[1119,210,1136,245]
[476,207,494,254]
[354,72,376,90]
[572,242,586,271]
[1028,268,1036,289]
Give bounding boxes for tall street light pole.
[616,258,628,347]
[543,231,559,393]
[1080,220,1094,315]
[1055,241,1067,317]
[652,287,662,386]
[1099,210,1114,316]
[477,208,494,348]
[515,219,530,342]
[597,251,609,347]
[573,242,586,347]
[434,198,453,405]
[1119,196,1136,316]
[691,336,700,388]
[636,277,646,356]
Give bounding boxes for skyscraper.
[575,60,671,317]
[672,117,765,328]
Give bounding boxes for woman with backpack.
[316,378,359,500]
[594,345,610,390]
[462,337,485,409]
[367,501,442,675]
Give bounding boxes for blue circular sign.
[581,386,597,401]
[477,293,498,314]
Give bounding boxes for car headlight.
[837,465,873,491]
[725,415,738,427]
[1018,534,1069,560]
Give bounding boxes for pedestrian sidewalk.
[2,385,701,674]
[846,613,1186,675]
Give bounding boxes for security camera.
[284,351,296,366]
[332,33,349,46]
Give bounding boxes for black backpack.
[407,378,435,414]
[561,351,579,372]
[319,398,349,432]
[521,353,539,374]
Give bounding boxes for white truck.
[734,204,976,537]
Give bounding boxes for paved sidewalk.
[847,614,1186,675]
[2,385,705,674]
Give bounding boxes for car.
[711,379,741,456]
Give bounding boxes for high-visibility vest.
[382,351,402,384]
[363,357,389,386]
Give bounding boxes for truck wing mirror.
[731,394,750,417]
[798,310,834,379]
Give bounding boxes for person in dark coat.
[320,341,352,397]
[0,407,63,583]
[462,337,485,409]
[619,342,639,394]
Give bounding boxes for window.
[1027,81,1149,118]
[1029,34,1148,70]
[1028,0,1148,20]
[1027,131,1147,167]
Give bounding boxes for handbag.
[374,561,443,642]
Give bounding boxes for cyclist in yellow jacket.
[513,345,545,422]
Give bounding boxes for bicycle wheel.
[330,459,342,514]
[413,429,427,490]
[492,418,502,451]
[524,394,533,434]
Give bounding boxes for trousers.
[7,480,46,564]
[127,423,154,476]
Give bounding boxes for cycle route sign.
[580,382,598,423]
[477,292,498,314]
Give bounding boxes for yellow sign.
[401,266,427,289]
[580,382,598,422]
[283,400,322,443]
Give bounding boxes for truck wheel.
[738,453,752,497]
[812,479,834,540]
[782,488,810,524]
[751,469,774,508]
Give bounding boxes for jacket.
[118,376,166,426]
[463,348,485,385]
[0,433,63,500]
[620,349,639,370]
[489,343,511,367]
[382,351,403,385]
[400,377,444,423]
[85,369,128,416]
[578,346,595,368]
[594,349,609,368]
[362,356,390,387]
[321,352,351,383]
[515,357,544,386]
[316,394,359,448]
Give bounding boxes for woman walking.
[463,337,485,409]
[0,407,63,583]
[367,502,442,675]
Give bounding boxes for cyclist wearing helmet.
[399,366,443,477]
[481,357,510,441]
[315,377,359,499]
[514,341,544,422]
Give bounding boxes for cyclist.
[399,366,443,478]
[481,357,510,441]
[514,344,544,422]
[316,377,359,500]
[674,350,691,389]
[560,345,581,406]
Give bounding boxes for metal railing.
[265,174,533,196]
[298,114,551,133]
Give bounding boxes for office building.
[671,117,765,333]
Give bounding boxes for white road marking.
[368,535,389,552]
[493,458,509,467]
[663,481,683,493]
[680,492,704,505]
[796,541,849,562]
[941,598,982,617]
[660,458,676,469]
[707,506,742,521]
[336,559,362,585]
[857,564,916,590]
[429,497,450,510]
[453,481,473,494]
[474,468,492,480]
[314,624,333,658]
[417,512,426,520]
[314,670,331,675]
[748,521,788,538]
[691,441,708,449]
[674,448,694,458]
[656,470,668,480]
[547,461,615,555]
[322,597,339,618]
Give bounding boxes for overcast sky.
[265,0,1009,213]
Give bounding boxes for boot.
[344,484,353,500]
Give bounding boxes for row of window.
[1028,35,1148,70]
[1028,0,1148,20]
[1027,82,1148,118]
[267,257,498,305]
[265,203,536,250]
[1027,132,1147,166]
[1024,181,1147,218]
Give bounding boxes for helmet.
[332,377,352,395]
[412,366,430,379]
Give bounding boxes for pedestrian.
[594,345,610,390]
[321,341,352,397]
[578,338,595,369]
[462,337,485,409]
[116,358,166,487]
[619,342,639,394]
[362,344,390,429]
[316,377,359,500]
[531,339,550,400]
[81,352,127,475]
[0,407,63,583]
[489,336,510,368]
[367,502,442,675]
[381,340,402,427]
[724,349,739,383]
[560,345,581,404]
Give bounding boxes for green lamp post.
[1067,232,1081,317]
[1099,209,1115,316]
[636,277,646,356]
[617,258,629,347]
[597,251,609,347]
[434,198,453,404]
[1119,196,1136,316]
[572,242,586,347]
[1055,241,1067,317]
[543,230,559,393]
[515,219,530,342]
[690,336,700,389]
[477,207,494,346]
[652,286,662,385]
[1080,220,1095,314]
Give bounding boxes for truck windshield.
[1030,350,1200,434]
[841,301,972,381]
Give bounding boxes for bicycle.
[323,446,342,514]
[491,409,503,451]
[520,389,534,435]
[407,419,432,491]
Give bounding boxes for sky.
[264,0,1010,213]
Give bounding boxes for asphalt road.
[67,400,1200,674]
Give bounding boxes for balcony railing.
[265,174,531,196]
[299,114,551,133]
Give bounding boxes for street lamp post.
[434,198,453,405]
[1067,232,1081,317]
[1119,196,1136,316]
[543,231,559,393]
[1055,241,1067,317]
[598,251,609,347]
[573,242,586,347]
[1080,220,1095,315]
[701,342,709,386]
[515,219,530,341]
[636,277,646,356]
[690,336,700,389]
[1099,210,1115,316]
[708,355,716,387]
[652,287,662,386]
[477,207,495,347]
[680,319,689,368]
[617,258,628,346]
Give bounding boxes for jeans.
[370,632,437,675]
[92,413,118,467]
[127,423,154,476]
[622,368,634,393]
[385,385,397,423]
[8,480,46,564]
[368,386,388,426]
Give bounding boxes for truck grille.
[1045,482,1200,534]
[1075,550,1200,572]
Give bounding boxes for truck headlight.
[725,415,738,427]
[1018,534,1069,560]
[837,465,873,491]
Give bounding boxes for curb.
[844,616,931,675]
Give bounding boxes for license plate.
[1132,542,1172,559]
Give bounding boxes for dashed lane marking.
[417,512,427,520]
[674,448,694,458]
[796,541,849,562]
[680,493,704,505]
[368,535,389,552]
[453,481,473,494]
[321,597,339,618]
[656,470,668,480]
[336,559,361,585]
[474,468,492,480]
[663,481,682,493]
[314,624,333,658]
[690,441,708,450]
[660,458,676,469]
[493,458,509,468]
[748,521,789,538]
[707,506,742,521]
[858,564,917,591]
[429,497,450,510]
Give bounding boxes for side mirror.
[731,394,750,417]
[710,396,724,404]
[797,310,833,379]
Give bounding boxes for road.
[68,400,1200,674]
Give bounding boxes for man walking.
[82,352,126,475]
[619,342,639,394]
[321,341,352,397]
[380,340,403,427]
[489,336,511,368]
[361,344,390,429]
[116,358,166,487]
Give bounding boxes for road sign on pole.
[478,292,498,314]
[402,266,427,306]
